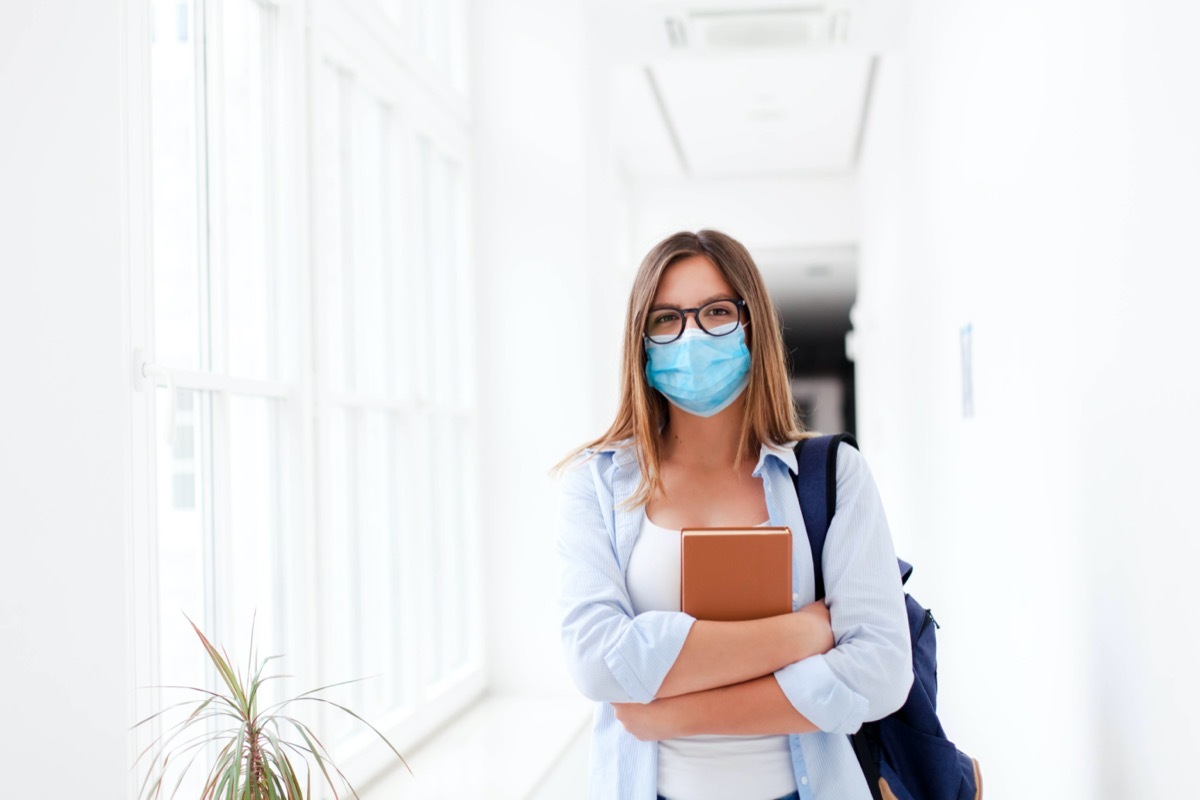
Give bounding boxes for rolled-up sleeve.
[773,442,914,734]
[556,454,697,704]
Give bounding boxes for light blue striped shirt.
[555,437,914,800]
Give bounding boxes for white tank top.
[625,508,799,800]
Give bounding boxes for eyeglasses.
[643,298,748,344]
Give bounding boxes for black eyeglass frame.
[643,298,749,344]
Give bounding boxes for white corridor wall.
[472,0,631,697]
[855,2,1200,797]
[0,2,131,796]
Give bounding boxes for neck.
[660,392,750,469]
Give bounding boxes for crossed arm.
[611,604,833,741]
[556,445,913,744]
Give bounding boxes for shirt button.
[800,776,808,785]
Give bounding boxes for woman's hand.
[612,698,688,741]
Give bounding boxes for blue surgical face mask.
[643,320,751,417]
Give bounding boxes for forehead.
[652,254,735,305]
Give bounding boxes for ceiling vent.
[666,6,852,50]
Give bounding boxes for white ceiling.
[597,1,910,180]
[593,1,910,328]
[616,52,874,178]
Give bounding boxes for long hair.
[549,229,812,510]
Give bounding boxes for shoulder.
[771,434,866,476]
[560,436,633,489]
[834,437,869,471]
[582,435,634,457]
[832,439,880,501]
[584,436,636,471]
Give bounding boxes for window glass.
[323,406,360,742]
[315,61,350,391]
[153,386,211,798]
[226,394,285,658]
[150,0,204,372]
[349,91,392,396]
[358,409,399,710]
[221,0,277,380]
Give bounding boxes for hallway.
[1,1,1197,797]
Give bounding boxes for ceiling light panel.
[649,51,872,175]
[687,7,841,50]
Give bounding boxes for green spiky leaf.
[132,613,411,800]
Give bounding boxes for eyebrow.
[649,293,736,311]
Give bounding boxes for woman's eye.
[653,312,680,325]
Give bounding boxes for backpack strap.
[793,432,883,800]
[792,432,858,600]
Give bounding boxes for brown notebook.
[680,526,793,621]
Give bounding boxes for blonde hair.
[550,229,812,510]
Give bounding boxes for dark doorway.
[780,312,856,437]
[758,247,858,438]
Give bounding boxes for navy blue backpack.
[793,433,982,800]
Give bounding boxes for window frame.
[308,9,483,779]
[126,0,482,790]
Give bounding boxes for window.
[411,0,469,94]
[130,0,478,788]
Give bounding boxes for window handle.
[133,348,176,446]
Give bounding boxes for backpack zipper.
[917,608,940,640]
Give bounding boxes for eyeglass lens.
[645,300,742,343]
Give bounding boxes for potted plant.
[133,614,411,799]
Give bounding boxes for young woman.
[552,229,913,800]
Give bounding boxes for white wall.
[471,0,630,696]
[0,1,132,795]
[628,173,857,261]
[856,2,1200,796]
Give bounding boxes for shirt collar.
[585,437,638,468]
[754,439,799,477]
